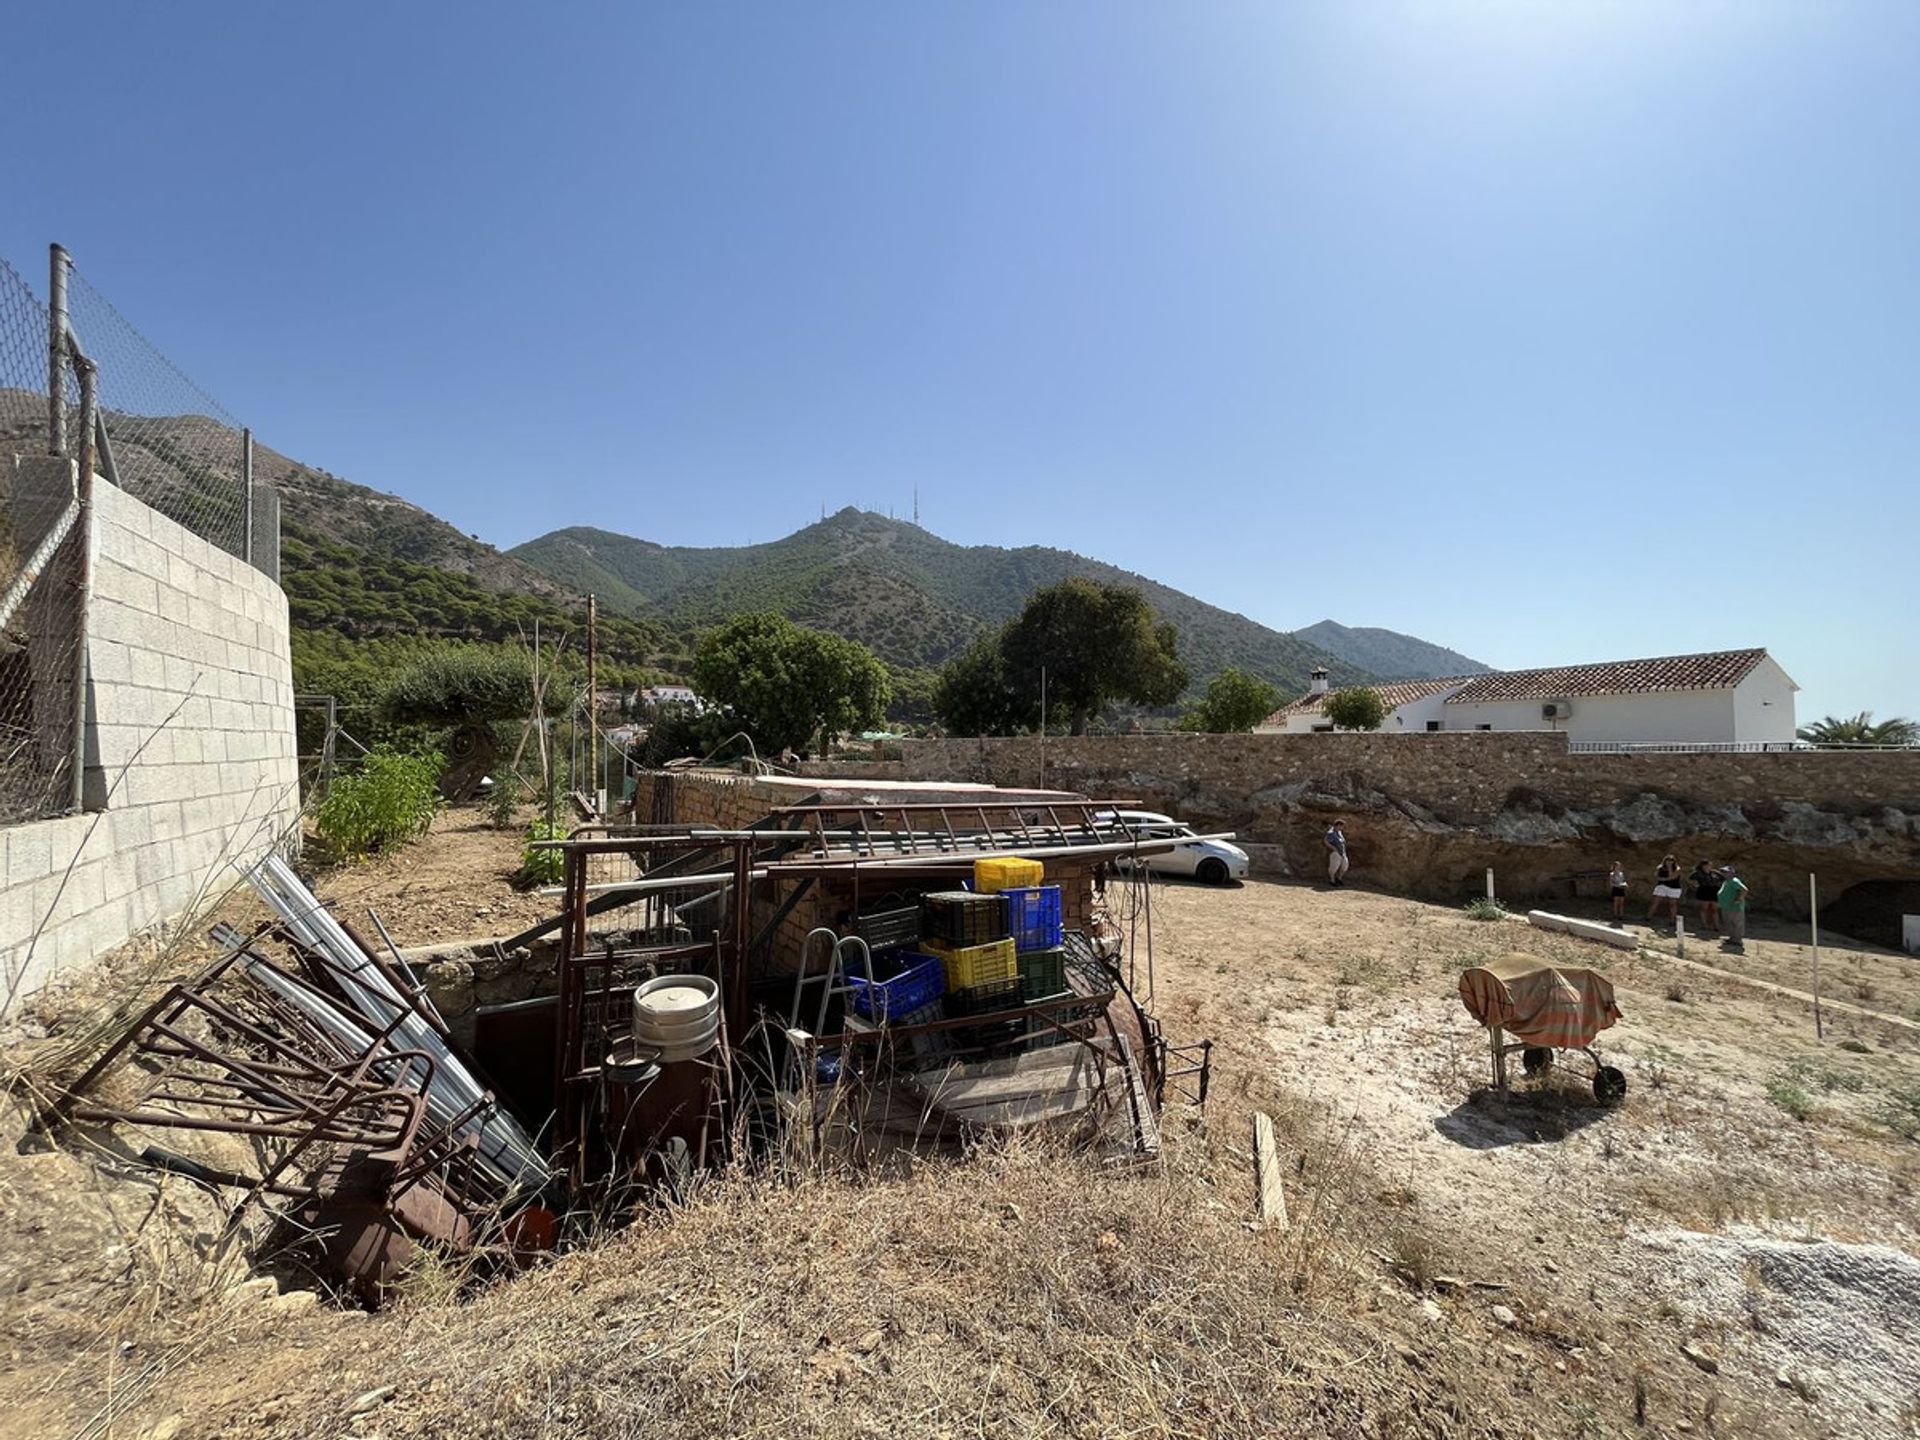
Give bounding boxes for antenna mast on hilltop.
[914,486,920,525]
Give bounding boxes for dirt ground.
[3,823,1918,1438]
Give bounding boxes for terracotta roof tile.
[1443,649,1772,704]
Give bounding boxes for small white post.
[1676,913,1685,958]
[1485,867,1495,901]
[1810,872,1823,1041]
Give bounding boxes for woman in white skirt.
[1647,853,1685,926]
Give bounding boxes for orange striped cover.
[1458,953,1622,1050]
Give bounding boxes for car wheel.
[1197,858,1229,886]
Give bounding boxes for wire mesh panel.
[0,258,85,823]
[64,264,252,561]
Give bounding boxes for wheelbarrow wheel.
[1521,1047,1554,1077]
[1593,1066,1628,1105]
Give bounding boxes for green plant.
[1463,897,1508,922]
[521,819,568,886]
[1796,711,1919,746]
[1322,686,1387,731]
[1178,667,1282,734]
[1766,1071,1814,1121]
[1875,1081,1920,1140]
[314,748,442,859]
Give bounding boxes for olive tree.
[1322,685,1388,731]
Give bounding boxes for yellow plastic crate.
[925,936,1018,992]
[974,856,1044,893]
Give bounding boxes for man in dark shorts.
[1690,859,1721,934]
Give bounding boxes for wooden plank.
[1252,1111,1288,1229]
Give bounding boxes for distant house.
[1259,649,1798,746]
[639,684,702,709]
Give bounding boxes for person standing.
[1325,820,1350,886]
[1718,865,1749,953]
[1691,859,1722,935]
[1608,861,1628,925]
[1648,854,1684,927]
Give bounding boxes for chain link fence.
[1,245,276,825]
[0,255,86,823]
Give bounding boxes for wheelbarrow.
[1458,953,1627,1104]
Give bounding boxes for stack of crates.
[922,888,1018,1045]
[1002,885,1066,1000]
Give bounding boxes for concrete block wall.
[1,467,299,1005]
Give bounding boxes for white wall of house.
[1731,657,1798,744]
[1443,690,1735,742]
[1381,688,1468,733]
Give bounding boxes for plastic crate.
[1002,886,1063,952]
[974,856,1044,893]
[845,952,945,1023]
[922,891,1010,947]
[945,975,1023,1018]
[925,936,1017,991]
[852,904,922,953]
[1017,946,1067,1002]
[945,977,1027,1053]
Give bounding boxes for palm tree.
[1796,711,1920,746]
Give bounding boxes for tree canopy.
[1322,686,1387,731]
[1178,667,1281,734]
[691,613,890,753]
[1797,711,1919,746]
[937,577,1185,736]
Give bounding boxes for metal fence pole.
[72,357,98,813]
[47,244,69,456]
[242,426,254,561]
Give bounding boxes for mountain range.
[5,400,1488,700]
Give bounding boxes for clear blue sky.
[7,3,1916,720]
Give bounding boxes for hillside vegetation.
[514,508,1371,694]
[1295,618,1489,679]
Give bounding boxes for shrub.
[1876,1081,1920,1140]
[1463,897,1508,922]
[315,748,442,859]
[521,819,568,886]
[1765,1071,1813,1121]
[1323,686,1387,731]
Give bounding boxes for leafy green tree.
[378,645,540,795]
[1178,667,1281,734]
[1797,711,1919,746]
[691,613,889,753]
[933,626,1040,737]
[998,578,1187,735]
[1322,686,1387,731]
[885,665,942,729]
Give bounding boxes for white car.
[1098,809,1249,885]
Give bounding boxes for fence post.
[242,426,254,561]
[47,244,69,456]
[71,357,97,814]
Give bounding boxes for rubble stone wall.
[1,468,298,1003]
[802,735,1920,938]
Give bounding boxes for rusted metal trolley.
[1458,953,1627,1103]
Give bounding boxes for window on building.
[1476,724,1493,732]
[1426,721,1441,732]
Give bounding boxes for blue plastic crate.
[845,952,944,1023]
[1002,886,1063,952]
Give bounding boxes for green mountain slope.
[1294,620,1489,680]
[513,508,1373,694]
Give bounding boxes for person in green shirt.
[1717,865,1749,953]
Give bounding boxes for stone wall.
[1,466,299,1002]
[802,734,1920,936]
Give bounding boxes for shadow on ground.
[1434,1083,1621,1150]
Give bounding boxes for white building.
[1257,670,1474,734]
[1260,649,1799,746]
